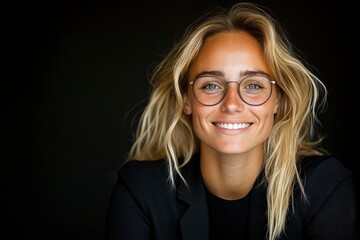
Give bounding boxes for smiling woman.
[105,2,357,240]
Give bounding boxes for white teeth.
[216,123,250,129]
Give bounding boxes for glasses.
[189,74,276,106]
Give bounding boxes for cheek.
[191,103,211,123]
[185,92,210,116]
[190,104,215,134]
[267,98,278,116]
[252,99,278,126]
[183,93,210,131]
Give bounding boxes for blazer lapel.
[175,157,268,240]
[176,157,209,240]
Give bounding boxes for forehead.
[188,31,270,80]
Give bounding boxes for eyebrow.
[193,70,271,80]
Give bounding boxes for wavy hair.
[127,2,328,239]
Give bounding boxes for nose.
[220,82,244,113]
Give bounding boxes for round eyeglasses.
[189,74,276,106]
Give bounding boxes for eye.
[246,83,261,90]
[241,76,269,92]
[203,83,220,90]
[195,77,224,94]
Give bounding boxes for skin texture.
[183,31,280,200]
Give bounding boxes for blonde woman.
[106,2,356,239]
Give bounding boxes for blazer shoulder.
[118,159,169,183]
[119,159,166,172]
[115,159,181,221]
[297,155,355,216]
[299,155,352,182]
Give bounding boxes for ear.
[273,90,281,114]
[183,93,192,115]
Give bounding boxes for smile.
[215,123,250,129]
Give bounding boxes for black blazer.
[106,155,357,240]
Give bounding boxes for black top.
[106,155,357,240]
[206,188,251,240]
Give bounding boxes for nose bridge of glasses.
[223,81,243,103]
[224,81,241,94]
[225,81,240,86]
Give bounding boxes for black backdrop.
[4,0,359,239]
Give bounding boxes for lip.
[213,122,251,130]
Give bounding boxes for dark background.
[4,0,359,239]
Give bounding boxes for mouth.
[214,122,251,130]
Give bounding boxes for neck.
[200,150,263,200]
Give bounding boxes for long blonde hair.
[128,2,328,239]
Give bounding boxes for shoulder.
[297,155,355,216]
[298,155,353,185]
[113,159,179,210]
[119,159,167,174]
[117,159,169,187]
[285,156,357,238]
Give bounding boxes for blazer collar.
[176,155,209,240]
[176,155,268,240]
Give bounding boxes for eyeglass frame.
[188,73,276,106]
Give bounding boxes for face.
[183,31,279,157]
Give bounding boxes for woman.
[106,2,357,239]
